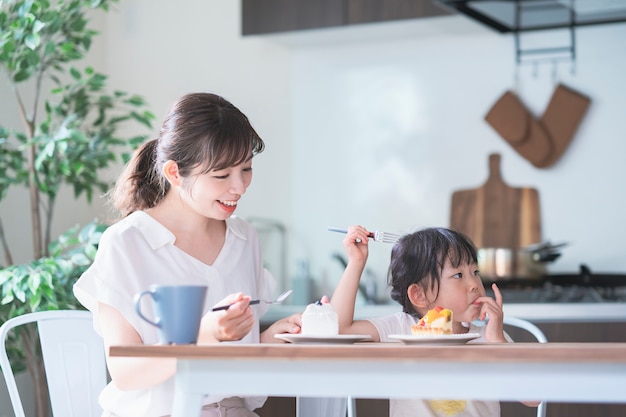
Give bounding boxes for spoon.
[212,289,293,311]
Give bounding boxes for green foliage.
[0,0,155,262]
[0,221,105,314]
[0,3,153,414]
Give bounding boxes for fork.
[212,289,293,311]
[328,226,401,244]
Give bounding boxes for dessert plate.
[274,334,371,345]
[388,333,481,345]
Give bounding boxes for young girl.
[331,225,537,417]
[73,92,301,417]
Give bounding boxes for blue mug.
[134,285,208,344]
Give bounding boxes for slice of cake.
[301,301,339,336]
[411,306,453,335]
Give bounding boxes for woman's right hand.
[198,293,255,343]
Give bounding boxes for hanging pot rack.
[438,0,626,68]
[438,0,626,33]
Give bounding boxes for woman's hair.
[388,227,477,316]
[111,92,264,217]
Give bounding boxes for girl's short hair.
[387,227,477,316]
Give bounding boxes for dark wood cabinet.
[242,0,345,35]
[242,0,453,35]
[346,0,451,25]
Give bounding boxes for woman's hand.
[261,313,302,343]
[198,293,255,343]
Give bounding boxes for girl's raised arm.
[330,226,380,341]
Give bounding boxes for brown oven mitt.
[484,90,553,168]
[539,83,591,167]
[484,91,530,145]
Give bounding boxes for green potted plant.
[0,1,154,416]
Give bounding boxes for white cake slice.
[301,301,339,336]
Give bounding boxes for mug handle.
[134,290,161,328]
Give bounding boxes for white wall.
[2,1,626,302]
[280,18,626,297]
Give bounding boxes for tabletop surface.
[110,342,626,362]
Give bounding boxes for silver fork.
[212,289,293,311]
[328,226,401,244]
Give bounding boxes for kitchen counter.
[262,302,626,325]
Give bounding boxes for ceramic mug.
[134,285,208,344]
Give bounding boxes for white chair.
[503,315,547,417]
[503,315,548,343]
[0,310,107,417]
[345,316,548,417]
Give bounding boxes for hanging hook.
[552,59,558,84]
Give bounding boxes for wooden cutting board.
[450,153,542,249]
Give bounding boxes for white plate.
[388,333,481,345]
[274,334,371,344]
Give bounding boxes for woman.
[74,92,300,417]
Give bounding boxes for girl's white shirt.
[74,211,275,417]
[367,312,513,417]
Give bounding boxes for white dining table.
[110,342,626,417]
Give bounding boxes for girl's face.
[180,158,253,220]
[422,257,486,326]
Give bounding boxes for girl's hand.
[342,225,370,264]
[198,293,255,343]
[261,313,302,343]
[475,283,507,343]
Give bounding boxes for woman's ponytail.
[110,139,168,218]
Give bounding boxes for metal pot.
[477,242,567,282]
[478,248,544,281]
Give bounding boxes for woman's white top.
[368,312,513,417]
[74,211,275,417]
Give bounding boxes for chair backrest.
[0,310,107,417]
[503,315,548,417]
[503,315,548,343]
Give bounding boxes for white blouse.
[74,211,275,417]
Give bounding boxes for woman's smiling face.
[180,157,253,220]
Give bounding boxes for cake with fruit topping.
[301,301,339,336]
[411,306,453,335]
